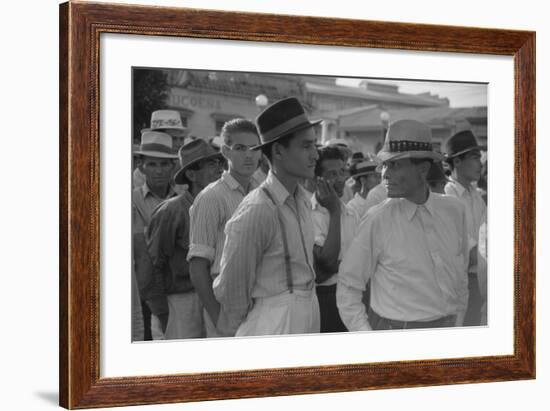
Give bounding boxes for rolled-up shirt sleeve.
[213,203,275,330]
[337,216,378,331]
[188,193,220,263]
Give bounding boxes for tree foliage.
[133,69,169,144]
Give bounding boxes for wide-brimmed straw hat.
[173,139,222,184]
[444,130,483,159]
[134,131,178,159]
[376,119,444,162]
[252,97,321,150]
[141,110,188,137]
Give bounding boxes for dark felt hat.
[252,97,321,150]
[173,139,222,184]
[444,130,482,159]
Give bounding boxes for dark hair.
[260,132,294,164]
[315,146,345,177]
[220,118,258,145]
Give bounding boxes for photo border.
[59,2,535,408]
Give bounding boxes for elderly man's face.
[140,156,174,191]
[381,158,426,199]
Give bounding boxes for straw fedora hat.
[134,131,178,159]
[376,119,443,162]
[252,97,321,150]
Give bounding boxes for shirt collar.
[182,189,195,205]
[221,171,242,191]
[141,183,176,200]
[264,171,291,205]
[222,170,257,195]
[264,170,310,207]
[401,190,436,221]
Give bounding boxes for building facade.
[146,68,486,155]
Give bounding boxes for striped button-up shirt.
[213,171,316,328]
[337,192,470,331]
[188,171,254,277]
[445,177,487,253]
[311,195,360,286]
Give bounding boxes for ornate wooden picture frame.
[59,1,535,408]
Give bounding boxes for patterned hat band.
[388,140,433,152]
[140,143,174,154]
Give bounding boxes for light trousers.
[236,289,320,337]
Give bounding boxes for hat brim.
[134,150,178,159]
[173,152,223,184]
[352,169,379,178]
[376,150,444,163]
[445,145,483,160]
[251,119,322,150]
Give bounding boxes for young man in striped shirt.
[213,97,321,336]
[188,118,261,337]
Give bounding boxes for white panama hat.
[141,110,187,137]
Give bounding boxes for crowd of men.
[131,97,487,341]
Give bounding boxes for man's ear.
[135,157,143,171]
[272,142,284,162]
[452,156,461,170]
[221,143,230,159]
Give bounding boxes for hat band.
[388,140,433,153]
[140,143,174,154]
[151,119,184,129]
[261,113,311,143]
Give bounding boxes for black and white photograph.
[131,67,488,342]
